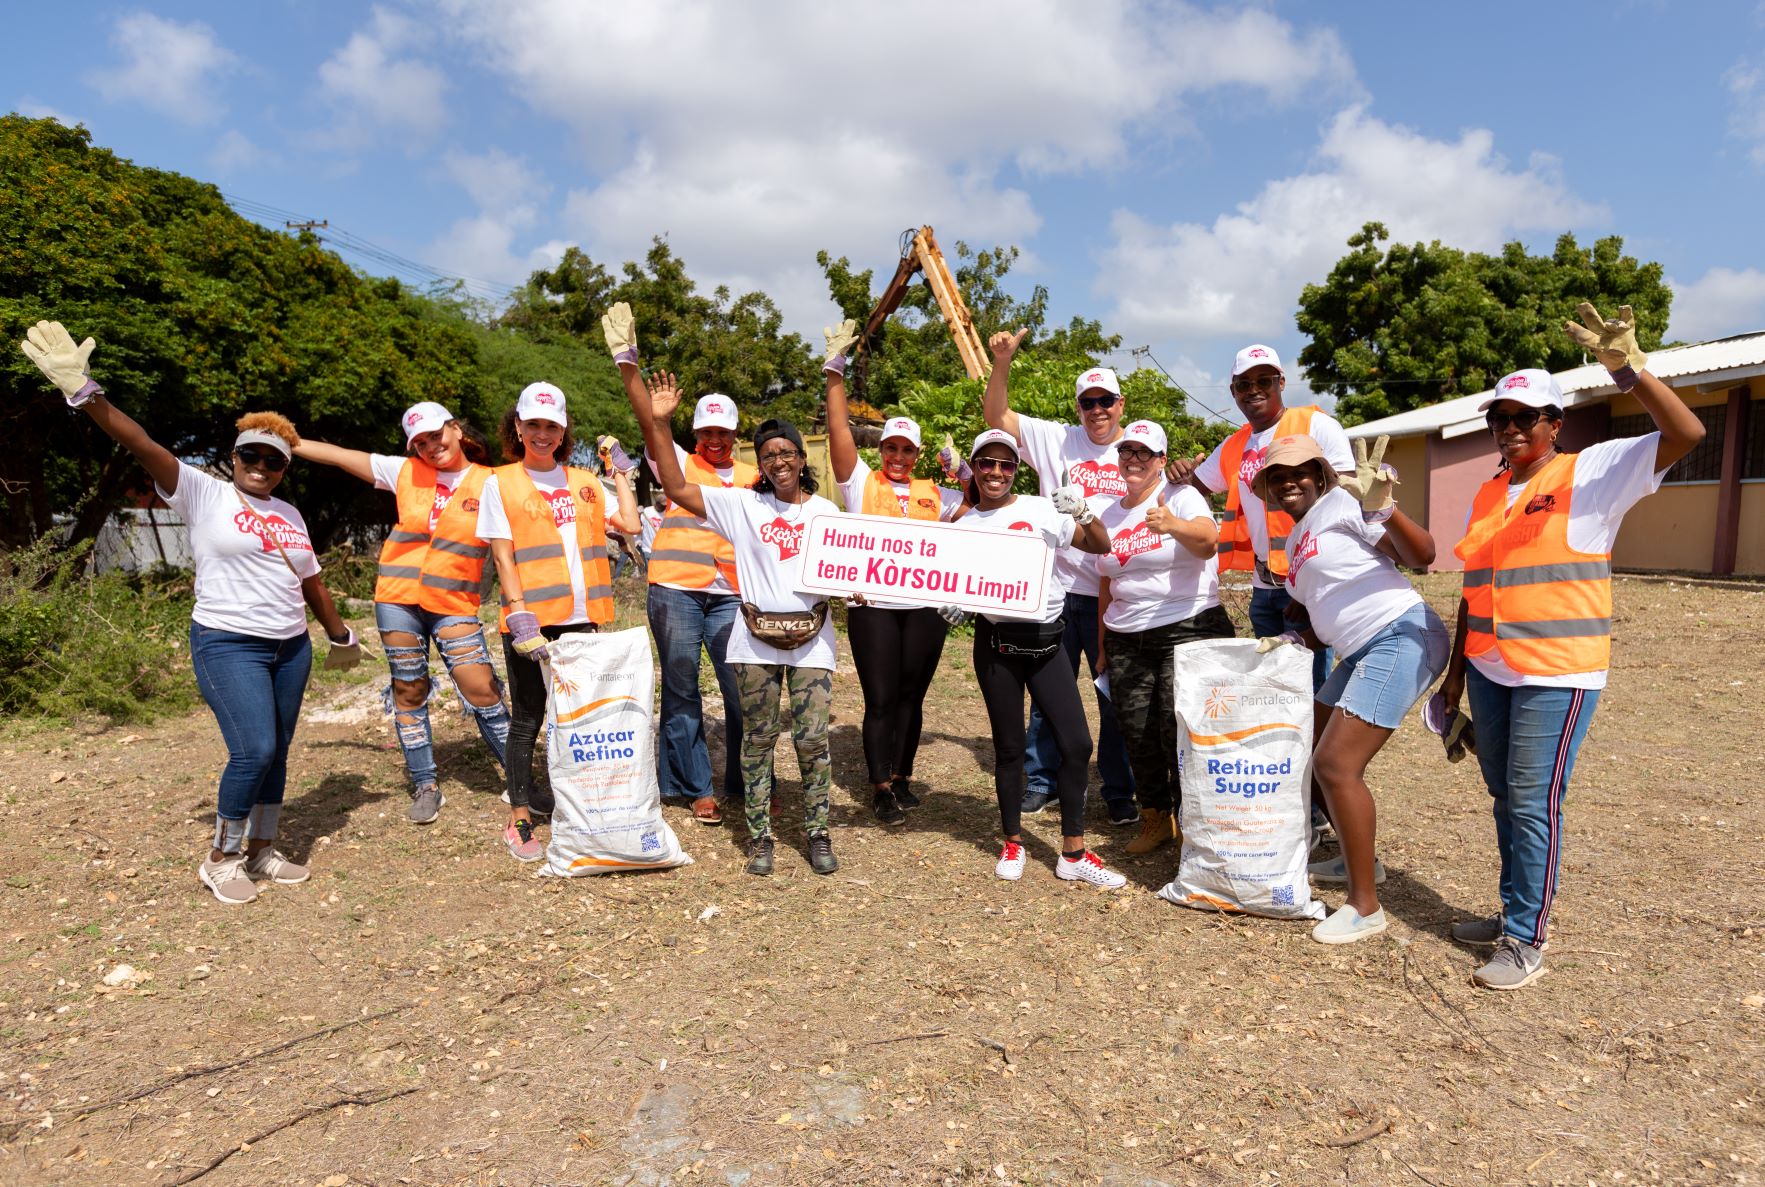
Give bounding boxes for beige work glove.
[601,301,638,365]
[1564,302,1646,388]
[823,318,858,362]
[20,320,102,406]
[1342,435,1398,523]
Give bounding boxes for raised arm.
[603,301,707,519]
[20,321,182,495]
[607,467,640,535]
[292,438,378,485]
[1564,302,1704,471]
[821,319,860,483]
[981,328,1029,442]
[1144,498,1217,559]
[1374,506,1436,569]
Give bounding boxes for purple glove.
[822,353,847,377]
[506,610,548,661]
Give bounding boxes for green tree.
[1295,222,1672,425]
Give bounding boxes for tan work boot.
[1125,808,1174,855]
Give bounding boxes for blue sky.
[12,0,1765,421]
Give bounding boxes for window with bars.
[1610,401,1744,483]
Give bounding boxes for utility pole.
[285,220,328,239]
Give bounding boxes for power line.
[1128,345,1237,424]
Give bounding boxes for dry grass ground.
[0,572,1761,1187]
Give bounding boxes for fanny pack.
[989,616,1066,660]
[740,601,829,650]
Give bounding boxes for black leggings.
[501,623,597,809]
[846,605,949,787]
[972,617,1091,838]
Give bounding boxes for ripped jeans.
[374,602,510,791]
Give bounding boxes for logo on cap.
[1248,348,1269,359]
[1085,371,1104,383]
[405,411,422,426]
[705,401,724,413]
[536,392,557,405]
[1501,375,1530,390]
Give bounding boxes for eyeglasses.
[235,447,289,472]
[974,457,1019,473]
[1117,445,1158,462]
[1231,375,1281,395]
[758,448,801,464]
[1077,393,1120,411]
[1486,408,1551,433]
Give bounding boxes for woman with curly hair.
[18,321,361,905]
[294,404,510,826]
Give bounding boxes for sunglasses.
[974,457,1019,473]
[1077,393,1120,411]
[1486,408,1551,433]
[1231,375,1280,395]
[234,446,289,472]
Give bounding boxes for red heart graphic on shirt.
[1284,531,1320,584]
[1068,458,1126,497]
[1110,522,1162,565]
[760,517,802,560]
[232,509,313,555]
[1007,521,1035,533]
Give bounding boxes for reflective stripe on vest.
[375,460,492,614]
[374,459,440,604]
[1452,451,1613,675]
[1215,405,1319,575]
[493,463,615,629]
[860,472,942,520]
[648,453,758,590]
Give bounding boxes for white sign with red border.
[794,512,1055,615]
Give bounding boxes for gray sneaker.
[199,855,258,905]
[409,783,445,825]
[1473,936,1546,991]
[245,847,310,884]
[1450,912,1504,945]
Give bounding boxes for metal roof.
[1343,330,1765,440]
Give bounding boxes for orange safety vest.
[1215,405,1320,576]
[374,460,491,614]
[494,463,615,630]
[648,453,758,591]
[1453,451,1612,675]
[860,472,942,520]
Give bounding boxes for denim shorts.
[1317,603,1449,730]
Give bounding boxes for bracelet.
[612,347,639,367]
[823,354,848,377]
[1608,365,1640,393]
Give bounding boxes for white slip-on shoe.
[1311,904,1388,945]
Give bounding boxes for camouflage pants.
[733,662,833,839]
[1106,604,1235,813]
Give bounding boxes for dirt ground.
[1,571,1761,1187]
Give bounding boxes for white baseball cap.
[1075,366,1121,399]
[515,381,568,426]
[1120,420,1167,454]
[1231,344,1284,378]
[969,428,1021,460]
[880,416,921,448]
[400,401,452,443]
[1477,368,1564,412]
[693,393,739,431]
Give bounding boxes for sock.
[1061,848,1086,862]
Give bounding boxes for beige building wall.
[1737,484,1765,576]
[1383,436,1429,528]
[1612,484,1719,572]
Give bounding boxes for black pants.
[501,623,597,809]
[846,604,949,787]
[972,617,1091,838]
[1105,604,1235,814]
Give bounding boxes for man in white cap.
[644,391,758,825]
[1172,343,1354,689]
[981,329,1136,825]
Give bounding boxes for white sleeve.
[1195,439,1229,492]
[1167,484,1212,521]
[1013,415,1065,493]
[369,454,405,491]
[1568,433,1667,552]
[644,442,693,485]
[936,486,965,521]
[1311,415,1356,472]
[698,485,742,541]
[157,461,216,521]
[837,457,872,513]
[475,475,511,541]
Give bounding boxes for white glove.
[323,627,363,671]
[1052,484,1095,525]
[601,302,638,365]
[20,320,102,407]
[936,605,970,627]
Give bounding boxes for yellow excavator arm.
[859,226,991,380]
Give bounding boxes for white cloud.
[15,96,84,126]
[429,0,1357,328]
[1097,106,1607,345]
[208,129,280,174]
[83,12,237,124]
[422,149,557,290]
[1727,61,1765,166]
[315,6,449,149]
[1667,267,1765,341]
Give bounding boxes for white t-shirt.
[1014,414,1125,598]
[1094,480,1220,633]
[953,495,1076,624]
[700,487,840,671]
[639,505,664,552]
[648,442,741,596]
[1284,486,1423,657]
[477,467,620,627]
[369,455,470,533]
[1465,433,1667,691]
[158,463,320,639]
[837,458,965,610]
[1197,413,1354,588]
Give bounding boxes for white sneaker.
[1312,904,1388,945]
[1055,850,1126,889]
[1307,855,1387,885]
[245,847,310,884]
[198,855,258,905]
[995,841,1026,881]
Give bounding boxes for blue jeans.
[189,622,311,848]
[1250,584,1331,691]
[1024,592,1134,807]
[373,602,510,791]
[648,585,744,800]
[1317,605,1448,730]
[1465,666,1601,948]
